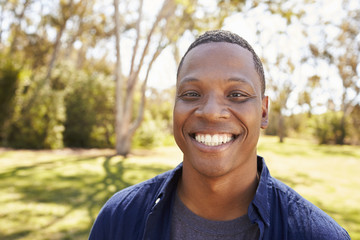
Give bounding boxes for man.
[89,30,350,239]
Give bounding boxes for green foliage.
[2,61,67,149]
[131,88,174,149]
[264,110,354,145]
[0,54,175,150]
[132,115,169,149]
[349,105,360,144]
[7,85,65,149]
[265,108,282,136]
[64,72,115,148]
[312,111,348,145]
[0,58,20,142]
[286,113,312,138]
[1,60,116,149]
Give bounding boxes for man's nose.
[195,94,231,120]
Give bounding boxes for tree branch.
[127,0,175,94]
[130,26,172,134]
[128,0,144,85]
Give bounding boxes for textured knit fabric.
[88,156,350,240]
[170,192,259,240]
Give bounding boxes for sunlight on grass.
[0,136,359,239]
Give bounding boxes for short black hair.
[177,30,265,96]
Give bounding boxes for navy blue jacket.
[89,157,350,240]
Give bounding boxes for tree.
[309,0,360,144]
[22,0,75,112]
[255,30,300,142]
[113,0,254,155]
[113,0,197,156]
[250,0,311,143]
[298,75,321,118]
[114,0,123,154]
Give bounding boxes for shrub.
[312,111,348,144]
[63,73,114,148]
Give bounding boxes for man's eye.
[227,92,251,102]
[228,92,246,98]
[179,91,200,100]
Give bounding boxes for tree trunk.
[114,0,177,156]
[117,130,133,157]
[278,113,285,143]
[45,24,65,81]
[337,113,346,145]
[337,103,354,145]
[114,0,125,155]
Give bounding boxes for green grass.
[0,136,359,239]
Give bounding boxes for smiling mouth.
[190,133,237,147]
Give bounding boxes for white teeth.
[218,135,224,144]
[195,134,233,146]
[205,134,211,144]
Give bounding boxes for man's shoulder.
[270,177,350,239]
[89,167,179,239]
[103,168,176,213]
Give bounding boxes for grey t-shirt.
[170,193,260,240]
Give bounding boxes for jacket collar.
[249,156,271,227]
[143,164,183,240]
[153,163,183,209]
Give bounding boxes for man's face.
[173,42,268,178]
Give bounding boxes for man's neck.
[177,160,259,221]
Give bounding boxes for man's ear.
[261,96,269,129]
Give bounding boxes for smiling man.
[89,30,350,240]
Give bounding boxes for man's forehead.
[177,42,255,81]
[185,41,251,58]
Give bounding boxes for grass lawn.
[0,136,359,239]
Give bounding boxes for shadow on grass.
[0,153,173,240]
[314,148,360,158]
[274,172,323,189]
[0,230,32,240]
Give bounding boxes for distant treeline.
[1,59,359,149]
[0,58,172,149]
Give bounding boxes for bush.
[63,73,114,148]
[7,86,65,149]
[132,111,171,149]
[312,111,348,144]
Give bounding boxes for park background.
[0,0,359,239]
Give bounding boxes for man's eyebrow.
[227,77,251,84]
[228,77,256,91]
[177,77,254,87]
[177,77,199,86]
